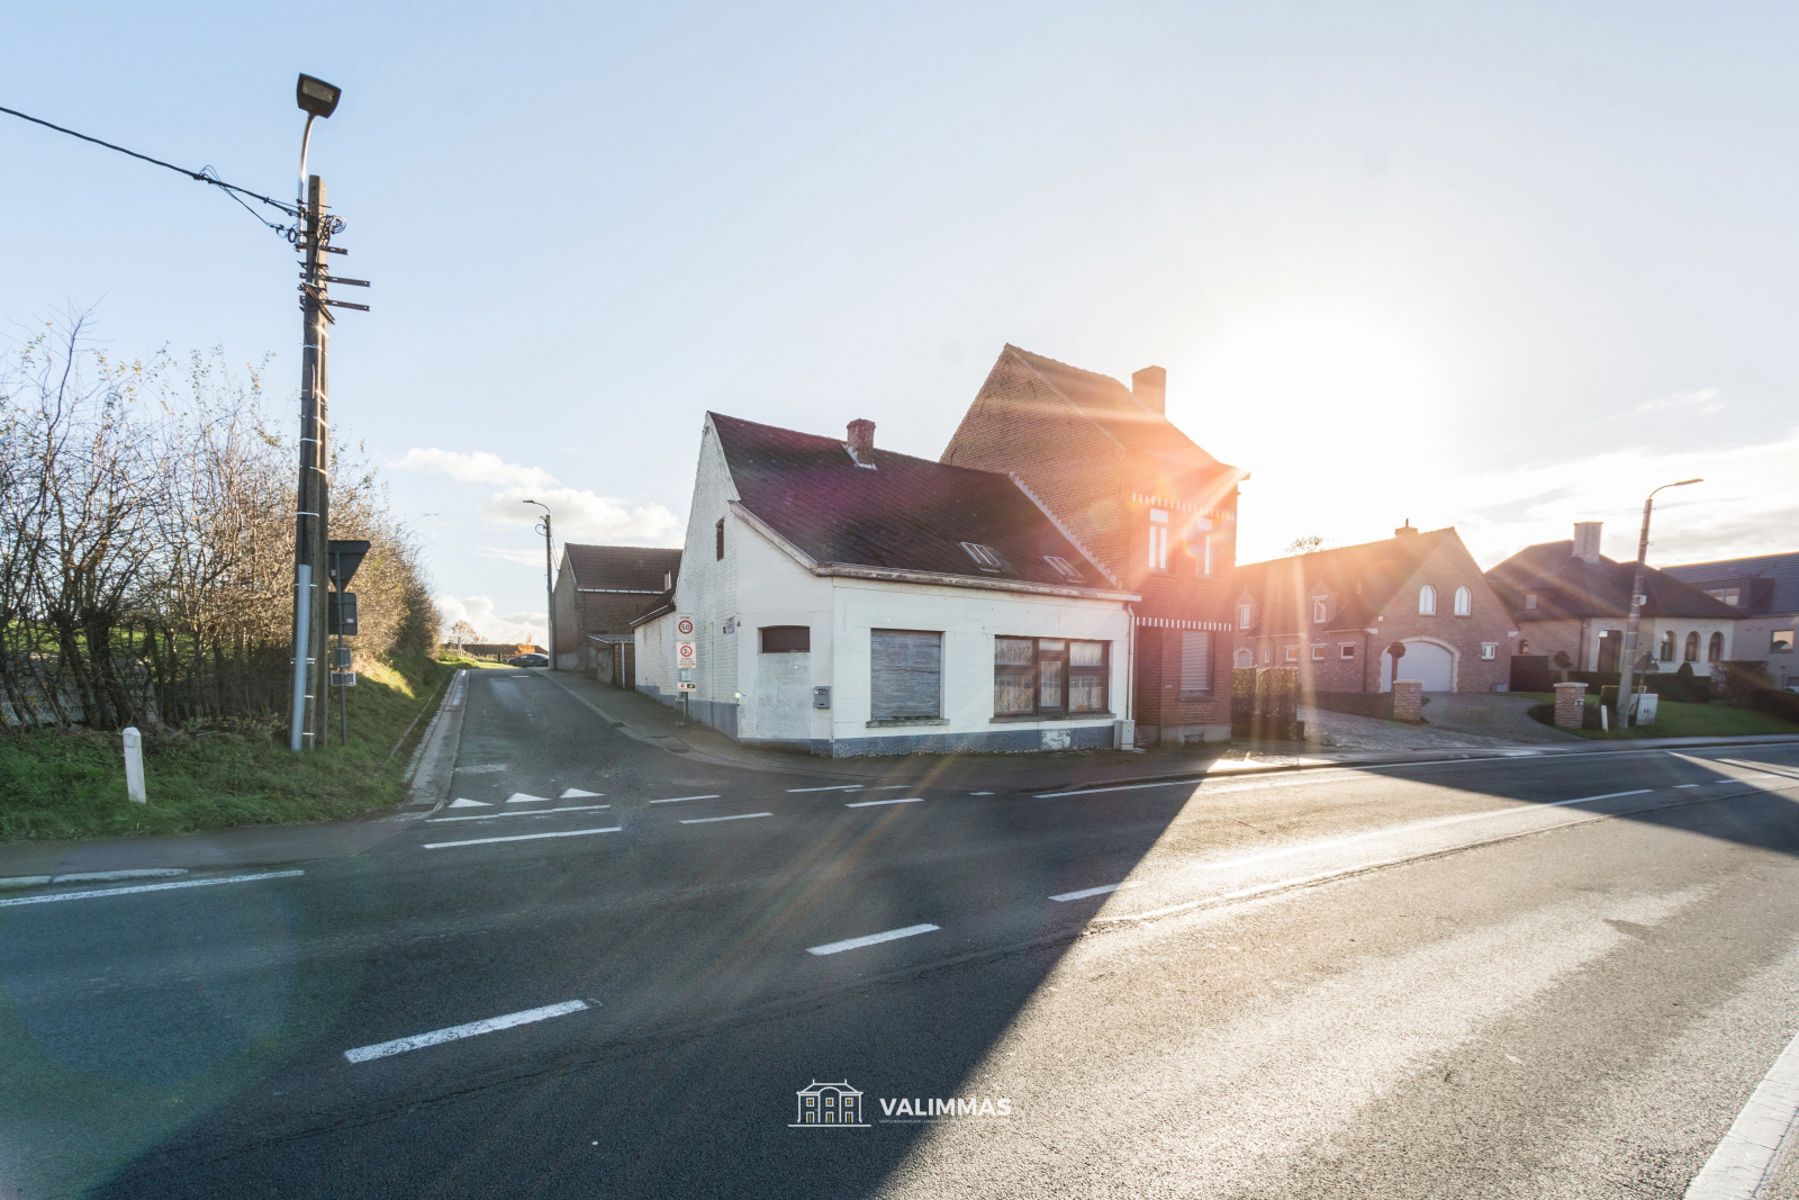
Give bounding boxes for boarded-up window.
[760,625,810,653]
[871,630,941,720]
[1180,631,1212,693]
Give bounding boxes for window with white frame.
[1182,515,1215,577]
[1042,555,1082,581]
[1419,584,1437,615]
[1454,586,1472,616]
[1283,645,1298,663]
[1238,599,1253,629]
[1261,645,1272,665]
[1524,592,1538,611]
[1148,508,1170,571]
[1179,631,1212,693]
[1480,642,1498,660]
[1310,644,1325,661]
[1339,643,1356,660]
[1312,595,1328,624]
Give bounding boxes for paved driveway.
[1301,692,1577,751]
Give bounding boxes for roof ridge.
[1239,527,1454,571]
[710,409,1039,485]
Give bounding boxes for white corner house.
[633,412,1141,756]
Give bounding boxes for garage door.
[1379,640,1454,692]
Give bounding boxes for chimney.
[846,418,876,465]
[1572,521,1603,564]
[1131,366,1167,415]
[1395,518,1417,537]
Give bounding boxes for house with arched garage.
[1233,522,1517,694]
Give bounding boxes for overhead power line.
[0,102,301,235]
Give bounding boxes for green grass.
[1523,694,1799,740]
[0,653,456,842]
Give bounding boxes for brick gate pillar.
[1553,681,1588,730]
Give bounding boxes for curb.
[400,669,468,818]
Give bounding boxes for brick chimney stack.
[846,418,876,465]
[1131,366,1167,415]
[1572,521,1603,564]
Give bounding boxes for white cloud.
[391,447,681,545]
[389,447,557,490]
[434,594,545,646]
[1636,387,1724,414]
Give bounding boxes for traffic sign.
[675,614,695,637]
[676,639,698,668]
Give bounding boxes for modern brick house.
[1486,521,1737,678]
[941,345,1242,744]
[550,543,682,684]
[1663,551,1799,688]
[1234,523,1516,693]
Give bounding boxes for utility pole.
[522,501,556,669]
[1615,478,1702,732]
[289,173,329,750]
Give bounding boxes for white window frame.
[1480,642,1498,661]
[960,541,1003,571]
[1148,509,1170,572]
[1283,645,1298,663]
[1042,555,1081,581]
[1339,643,1356,660]
[1310,644,1325,662]
[1311,595,1328,624]
[1419,584,1437,616]
[1453,586,1472,617]
[1238,600,1253,629]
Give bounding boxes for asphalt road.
[3,668,1797,1198]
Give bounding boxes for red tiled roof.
[1003,344,1228,469]
[710,412,1119,592]
[1236,528,1456,635]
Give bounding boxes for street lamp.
[288,72,341,752]
[1615,478,1703,731]
[522,500,555,669]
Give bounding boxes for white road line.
[0,869,304,908]
[343,1000,590,1064]
[845,797,923,808]
[679,812,772,825]
[1049,882,1136,903]
[787,784,864,793]
[807,923,940,956]
[423,826,622,849]
[1037,778,1205,798]
[1676,783,1701,789]
[429,804,611,823]
[970,791,995,796]
[874,784,912,790]
[649,794,721,805]
[1684,1028,1799,1199]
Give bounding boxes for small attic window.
[1043,555,1082,581]
[960,542,1004,572]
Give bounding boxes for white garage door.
[1379,640,1454,692]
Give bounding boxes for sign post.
[675,615,697,719]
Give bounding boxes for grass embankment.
[0,653,457,842]
[1523,693,1799,740]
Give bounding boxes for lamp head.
[296,74,342,119]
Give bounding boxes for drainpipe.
[1124,603,1136,724]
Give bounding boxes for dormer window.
[1043,555,1082,582]
[1311,595,1328,624]
[960,542,1003,572]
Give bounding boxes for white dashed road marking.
[0,870,304,908]
[343,1000,590,1064]
[787,784,864,793]
[807,923,940,956]
[423,826,623,849]
[429,804,611,823]
[1684,1027,1799,1199]
[679,812,772,825]
[845,797,923,808]
[1049,882,1136,903]
[649,794,721,805]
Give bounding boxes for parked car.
[507,652,549,667]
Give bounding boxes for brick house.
[1234,523,1517,693]
[551,543,682,684]
[941,344,1243,744]
[1487,521,1738,678]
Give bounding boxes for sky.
[6,2,1796,644]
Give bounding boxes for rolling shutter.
[1179,631,1212,693]
[871,630,941,720]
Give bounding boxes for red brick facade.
[941,345,1243,743]
[1235,527,1516,694]
[551,544,681,667]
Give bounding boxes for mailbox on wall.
[812,686,831,710]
